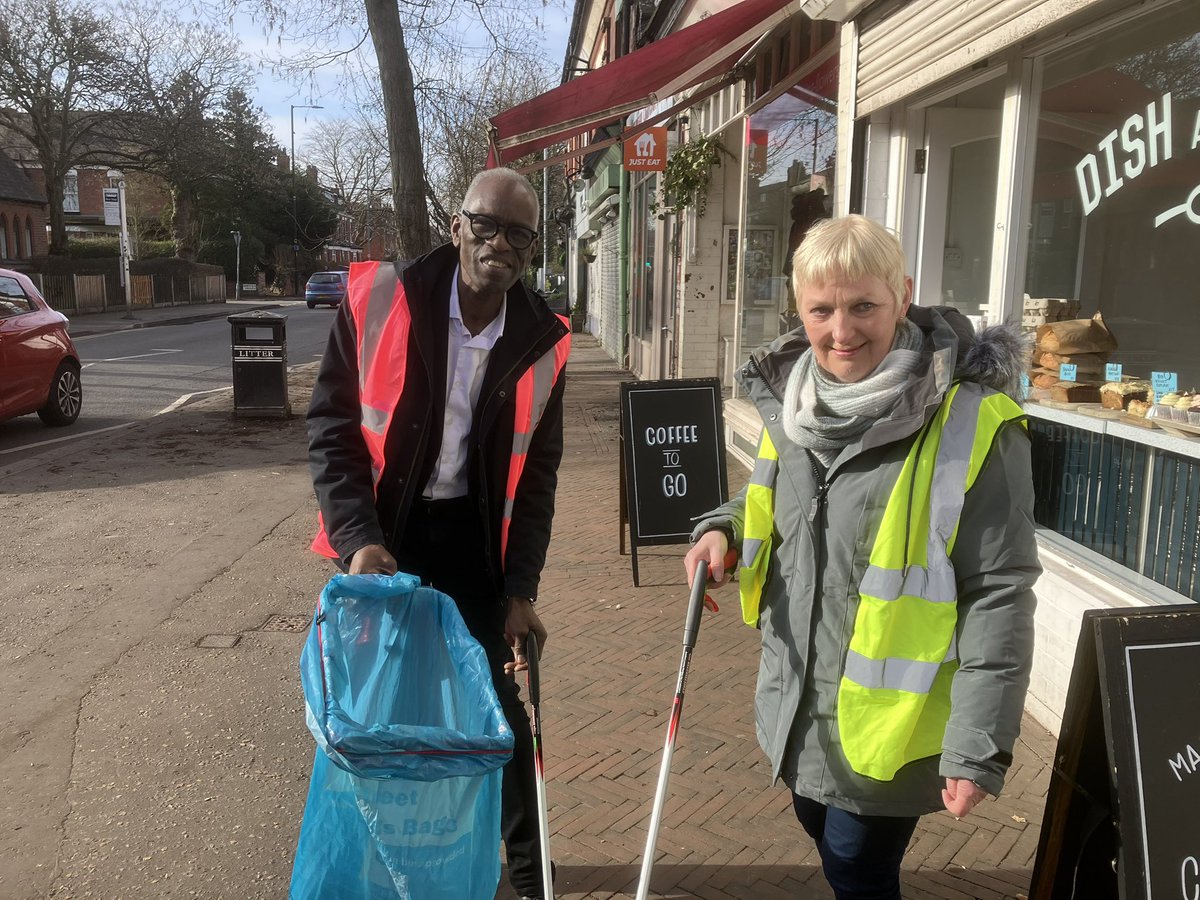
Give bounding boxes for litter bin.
[229,310,290,417]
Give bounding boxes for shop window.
[735,69,837,364]
[1027,4,1200,384]
[63,170,79,213]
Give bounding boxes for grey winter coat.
[693,306,1040,817]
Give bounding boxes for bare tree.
[417,41,555,242]
[0,0,126,254]
[218,0,560,259]
[113,5,252,260]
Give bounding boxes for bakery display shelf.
[1152,418,1200,439]
[1117,412,1158,430]
[1035,398,1104,411]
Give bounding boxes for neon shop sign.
[1074,92,1200,227]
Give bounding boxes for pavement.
[2,329,1056,899]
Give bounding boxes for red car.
[0,267,82,426]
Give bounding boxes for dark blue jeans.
[792,794,919,900]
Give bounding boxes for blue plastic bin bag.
[289,571,515,900]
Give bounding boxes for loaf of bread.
[1051,382,1101,403]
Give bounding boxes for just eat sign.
[624,128,668,172]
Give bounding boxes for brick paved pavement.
[501,335,1055,900]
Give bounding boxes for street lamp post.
[290,103,322,295]
[231,230,242,303]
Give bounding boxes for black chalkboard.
[619,378,728,585]
[1030,605,1200,900]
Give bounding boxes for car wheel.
[307,300,316,309]
[38,361,82,426]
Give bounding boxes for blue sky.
[90,1,571,157]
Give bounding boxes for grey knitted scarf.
[782,317,925,465]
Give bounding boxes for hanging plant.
[658,134,728,216]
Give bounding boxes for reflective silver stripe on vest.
[844,649,943,694]
[750,454,778,487]
[741,538,766,569]
[858,384,986,604]
[511,429,533,457]
[858,559,957,604]
[503,497,515,520]
[525,350,561,432]
[843,631,959,692]
[358,263,400,392]
[361,403,389,437]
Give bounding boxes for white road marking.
[81,349,184,368]
[154,386,231,416]
[0,423,134,455]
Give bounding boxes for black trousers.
[393,496,544,897]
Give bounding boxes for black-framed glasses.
[460,209,538,250]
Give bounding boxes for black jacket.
[306,243,570,600]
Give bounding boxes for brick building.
[0,150,47,261]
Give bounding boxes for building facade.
[0,151,47,261]
[506,0,1198,739]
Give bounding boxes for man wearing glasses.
[307,167,570,900]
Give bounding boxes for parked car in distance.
[305,271,349,309]
[0,267,82,426]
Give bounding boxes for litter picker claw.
[525,632,555,900]
[634,558,711,900]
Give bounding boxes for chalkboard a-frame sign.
[619,378,728,586]
[1030,605,1200,900]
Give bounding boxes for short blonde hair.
[791,214,907,306]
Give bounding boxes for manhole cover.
[259,614,311,633]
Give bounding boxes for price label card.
[1106,363,1123,382]
[1020,373,1031,399]
[1151,371,1178,395]
[1059,363,1078,382]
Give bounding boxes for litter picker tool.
[526,632,555,900]
[635,554,723,899]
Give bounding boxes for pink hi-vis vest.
[311,261,570,568]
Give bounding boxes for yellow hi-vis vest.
[738,382,1026,781]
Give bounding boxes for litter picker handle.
[525,632,541,705]
[683,560,709,651]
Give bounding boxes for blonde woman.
[686,215,1039,900]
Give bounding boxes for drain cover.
[259,614,310,633]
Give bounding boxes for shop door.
[915,99,1003,320]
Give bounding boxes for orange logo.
[624,128,668,172]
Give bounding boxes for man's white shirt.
[423,267,506,499]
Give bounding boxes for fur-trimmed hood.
[907,305,1029,403]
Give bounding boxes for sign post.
[619,378,727,585]
[1031,605,1200,899]
[116,179,134,320]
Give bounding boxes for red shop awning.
[489,0,805,166]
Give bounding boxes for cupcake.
[1157,391,1180,420]
[1189,395,1200,426]
[1173,393,1194,421]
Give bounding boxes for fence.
[29,271,226,313]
